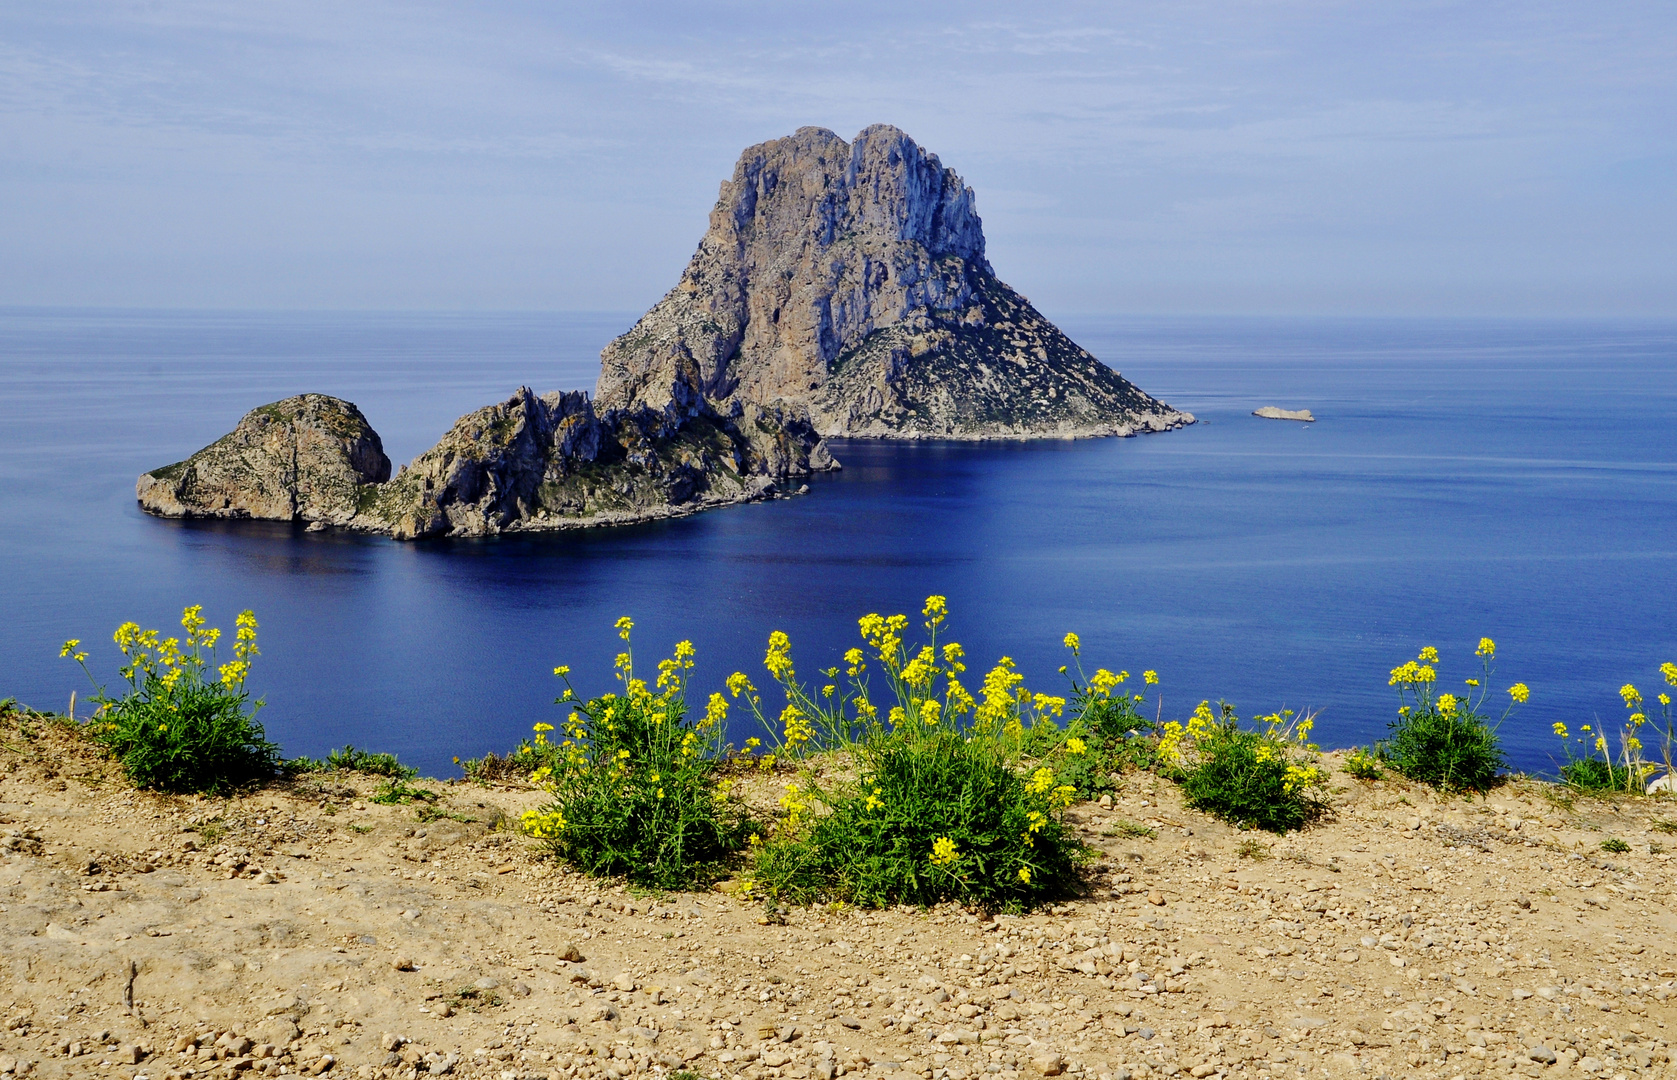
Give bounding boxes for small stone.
[510,982,531,998]
[474,977,500,991]
[837,1016,862,1030]
[556,942,585,963]
[1511,988,1533,1000]
[1147,891,1165,906]
[117,1045,143,1065]
[1032,1054,1065,1076]
[1336,950,1360,963]
[1098,795,1114,810]
[1190,1066,1217,1079]
[612,973,638,993]
[393,957,415,972]
[1527,1046,1558,1065]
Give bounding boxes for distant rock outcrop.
[366,387,832,540]
[136,394,391,525]
[139,390,833,539]
[1253,407,1315,422]
[598,124,1192,440]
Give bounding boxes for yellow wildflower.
[1621,684,1643,708]
[1017,867,1032,883]
[1508,683,1530,704]
[1065,737,1087,755]
[1476,638,1496,659]
[1419,646,1439,663]
[1553,722,1568,739]
[1089,668,1123,697]
[615,615,633,641]
[922,595,948,627]
[1063,632,1080,653]
[929,836,959,866]
[1143,670,1159,686]
[764,630,794,679]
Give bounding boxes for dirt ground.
[4,722,1677,1080]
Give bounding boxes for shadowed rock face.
[597,124,1192,440]
[136,395,391,525]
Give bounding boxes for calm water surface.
[2,309,1673,777]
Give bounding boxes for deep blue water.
[2,309,1674,779]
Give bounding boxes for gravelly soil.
[4,724,1677,1080]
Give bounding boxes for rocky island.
[138,125,1191,540]
[1252,407,1315,422]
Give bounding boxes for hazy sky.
[3,2,1673,315]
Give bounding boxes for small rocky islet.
[135,125,1193,541]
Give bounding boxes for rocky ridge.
[5,715,1677,1080]
[138,391,834,540]
[598,125,1191,441]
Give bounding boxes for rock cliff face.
[136,395,391,525]
[139,390,833,539]
[597,124,1192,439]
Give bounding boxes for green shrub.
[62,607,279,795]
[1552,667,1676,794]
[1161,702,1327,833]
[1344,747,1384,781]
[371,778,438,804]
[1385,640,1522,793]
[737,597,1089,910]
[1008,636,1164,800]
[1559,757,1638,792]
[754,729,1085,910]
[288,745,416,779]
[520,619,749,890]
[1601,837,1631,854]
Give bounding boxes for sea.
[2,309,1674,780]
